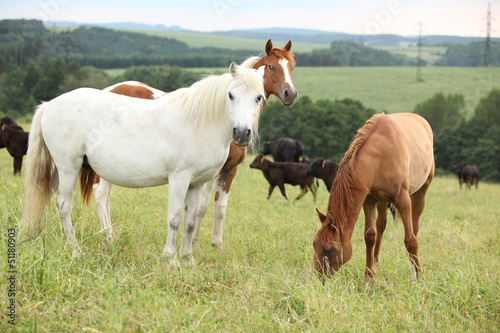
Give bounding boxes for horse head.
[255,39,298,106]
[313,209,352,278]
[227,62,265,147]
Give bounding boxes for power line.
[416,22,423,82]
[484,2,493,67]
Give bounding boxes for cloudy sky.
[1,0,498,37]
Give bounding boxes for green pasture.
[289,66,499,114]
[375,46,447,65]
[1,145,499,331]
[118,29,329,54]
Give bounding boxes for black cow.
[0,121,29,175]
[0,117,20,149]
[262,137,304,162]
[455,163,480,189]
[305,158,339,192]
[250,154,317,201]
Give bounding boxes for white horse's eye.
[228,92,234,100]
[256,95,262,103]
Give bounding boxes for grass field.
[1,145,499,331]
[289,66,499,114]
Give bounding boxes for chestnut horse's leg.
[211,166,238,249]
[362,197,377,284]
[409,171,434,279]
[374,201,388,263]
[395,192,421,279]
[93,179,114,241]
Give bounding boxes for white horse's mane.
[161,60,264,133]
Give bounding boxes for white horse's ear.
[256,65,265,78]
[230,62,238,77]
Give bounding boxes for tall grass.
[1,148,499,331]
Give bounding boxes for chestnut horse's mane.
[267,47,296,67]
[326,113,385,231]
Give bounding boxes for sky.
[1,0,498,37]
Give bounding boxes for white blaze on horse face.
[279,58,296,91]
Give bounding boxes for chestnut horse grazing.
[22,62,265,264]
[313,113,434,284]
[83,40,297,248]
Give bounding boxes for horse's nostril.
[246,129,251,138]
[284,90,289,99]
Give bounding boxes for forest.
[1,19,498,69]
[0,19,499,181]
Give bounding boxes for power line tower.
[484,2,492,67]
[416,22,423,82]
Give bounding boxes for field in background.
[121,29,328,53]
[375,46,447,65]
[1,145,499,331]
[289,66,498,114]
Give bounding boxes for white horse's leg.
[56,169,81,257]
[162,179,190,266]
[180,184,205,265]
[192,179,214,243]
[211,176,230,249]
[93,179,114,241]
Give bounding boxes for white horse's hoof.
[211,241,223,250]
[181,254,196,266]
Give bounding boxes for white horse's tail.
[22,104,53,234]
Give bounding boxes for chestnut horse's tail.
[22,104,53,234]
[79,169,99,206]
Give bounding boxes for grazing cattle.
[0,121,29,174]
[262,137,304,162]
[455,163,480,189]
[305,158,339,192]
[249,154,317,201]
[0,116,20,149]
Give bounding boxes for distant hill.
[45,21,498,46]
[210,28,497,46]
[46,21,184,31]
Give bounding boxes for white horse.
[22,62,265,264]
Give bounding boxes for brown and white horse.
[81,40,297,246]
[313,113,434,284]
